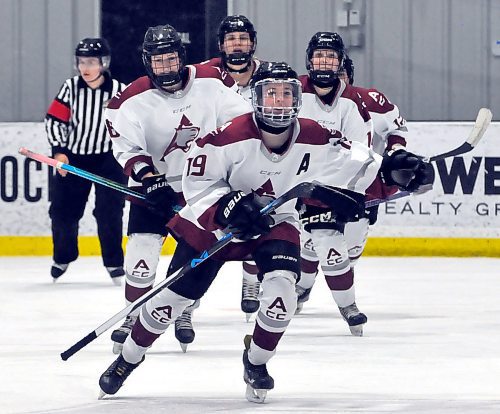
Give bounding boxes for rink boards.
[0,122,499,257]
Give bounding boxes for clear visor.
[75,56,110,72]
[251,78,302,127]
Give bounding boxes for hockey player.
[202,15,262,100]
[201,14,265,318]
[293,34,429,336]
[239,32,375,332]
[45,38,127,283]
[98,61,431,403]
[106,24,252,354]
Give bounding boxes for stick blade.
[467,108,492,147]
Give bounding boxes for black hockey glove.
[310,185,365,223]
[215,191,275,241]
[381,149,435,193]
[142,174,177,220]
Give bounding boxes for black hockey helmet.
[218,15,257,67]
[341,55,355,85]
[305,32,345,87]
[75,37,111,70]
[142,24,187,89]
[250,62,302,128]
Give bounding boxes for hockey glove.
[381,149,435,193]
[142,174,177,220]
[215,191,274,241]
[310,185,366,223]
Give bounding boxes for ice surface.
[1,256,499,413]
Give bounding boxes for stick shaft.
[19,147,146,200]
[60,181,320,360]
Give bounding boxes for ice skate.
[339,302,367,336]
[295,286,312,315]
[175,299,200,352]
[110,315,137,354]
[241,278,261,322]
[106,266,125,286]
[50,263,68,282]
[242,336,274,404]
[98,354,144,398]
[243,349,274,403]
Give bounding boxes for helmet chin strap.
[311,76,339,89]
[256,117,290,134]
[226,62,252,74]
[222,52,253,74]
[85,72,104,83]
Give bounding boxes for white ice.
[1,256,499,414]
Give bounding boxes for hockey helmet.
[142,25,187,89]
[305,32,345,87]
[218,15,257,67]
[250,62,302,128]
[75,37,111,70]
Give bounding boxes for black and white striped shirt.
[45,72,125,155]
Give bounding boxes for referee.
[45,38,127,284]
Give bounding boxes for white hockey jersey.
[352,86,409,155]
[199,57,264,102]
[105,64,253,195]
[168,113,381,254]
[298,75,372,147]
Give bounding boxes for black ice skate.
[98,354,144,398]
[241,279,261,322]
[174,299,200,353]
[242,338,274,403]
[295,286,312,315]
[339,302,367,336]
[50,263,68,282]
[111,315,137,354]
[106,266,125,286]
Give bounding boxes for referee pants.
[49,152,126,267]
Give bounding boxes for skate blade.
[112,342,123,355]
[348,324,364,336]
[111,276,123,286]
[98,390,108,400]
[245,384,267,403]
[179,342,188,353]
[245,313,253,323]
[294,302,304,315]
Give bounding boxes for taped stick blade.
[467,108,492,147]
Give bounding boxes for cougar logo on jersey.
[160,114,200,160]
[253,179,276,198]
[105,119,120,138]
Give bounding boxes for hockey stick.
[365,107,492,209]
[19,147,146,201]
[60,181,329,361]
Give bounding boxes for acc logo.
[161,115,200,160]
[152,305,172,323]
